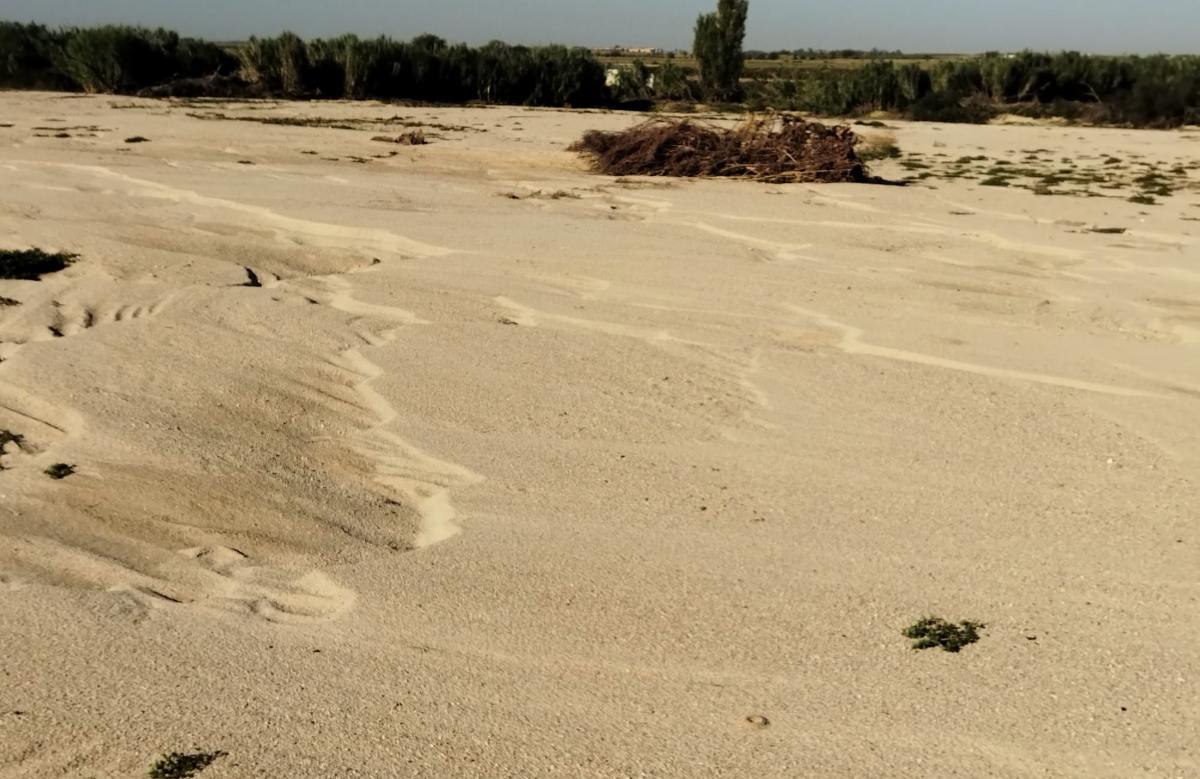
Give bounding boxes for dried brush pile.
[569,115,871,184]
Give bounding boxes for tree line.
[0,23,608,107]
[1,15,1197,126]
[740,52,1200,126]
[685,1,1198,126]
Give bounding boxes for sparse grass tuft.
[44,463,76,480]
[148,750,227,779]
[979,176,1011,187]
[1128,194,1158,205]
[0,248,78,280]
[858,137,901,162]
[904,617,984,653]
[0,296,20,306]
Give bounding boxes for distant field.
[597,55,966,73]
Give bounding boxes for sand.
[0,93,1197,777]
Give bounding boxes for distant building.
[594,46,666,57]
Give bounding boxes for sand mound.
[569,115,870,183]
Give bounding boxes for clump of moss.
[149,751,227,779]
[903,617,984,653]
[0,248,78,280]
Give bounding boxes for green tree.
[693,0,748,101]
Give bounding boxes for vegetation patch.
[124,135,149,143]
[0,296,20,306]
[45,463,76,480]
[188,111,480,135]
[897,147,1196,200]
[0,431,25,469]
[0,248,78,280]
[858,139,901,161]
[148,751,227,779]
[571,116,874,184]
[904,617,984,653]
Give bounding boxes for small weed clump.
[903,617,984,653]
[0,249,78,280]
[0,296,19,306]
[44,463,76,480]
[0,430,25,469]
[371,130,427,145]
[148,750,227,779]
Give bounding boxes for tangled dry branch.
[569,115,876,184]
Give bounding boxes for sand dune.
[1,94,1198,777]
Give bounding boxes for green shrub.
[903,617,984,653]
[238,32,309,96]
[0,22,73,89]
[653,61,693,101]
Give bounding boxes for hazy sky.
[2,0,1196,54]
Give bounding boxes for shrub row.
[745,53,1200,125]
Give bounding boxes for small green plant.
[1129,194,1157,205]
[149,751,227,779]
[0,296,19,306]
[0,248,77,280]
[980,176,1011,187]
[44,463,75,480]
[903,617,984,653]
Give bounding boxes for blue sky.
[2,0,1196,53]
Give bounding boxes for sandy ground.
[0,93,1197,777]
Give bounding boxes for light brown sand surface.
[1,94,1198,777]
